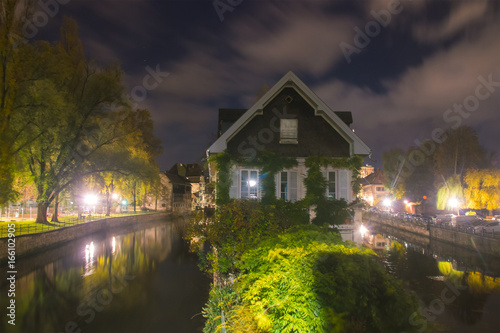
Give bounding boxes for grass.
[0,211,160,237]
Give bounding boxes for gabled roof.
[207,71,371,156]
[363,169,385,185]
[218,108,247,137]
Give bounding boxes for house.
[206,71,371,203]
[164,169,192,212]
[360,164,375,178]
[169,163,207,210]
[360,169,387,206]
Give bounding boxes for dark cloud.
[46,0,500,169]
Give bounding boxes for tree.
[403,143,436,203]
[381,148,407,199]
[464,169,500,214]
[0,0,37,204]
[434,126,487,182]
[436,174,464,211]
[12,18,161,224]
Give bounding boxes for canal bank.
[0,212,176,261]
[0,216,210,333]
[364,213,500,257]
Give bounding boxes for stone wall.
[364,214,429,237]
[364,213,500,257]
[430,227,500,257]
[0,213,169,261]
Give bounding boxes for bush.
[224,226,422,333]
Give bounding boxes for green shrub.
[225,226,422,333]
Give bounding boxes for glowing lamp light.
[448,198,459,208]
[248,180,257,187]
[112,193,119,200]
[359,224,368,238]
[383,198,392,207]
[404,200,409,205]
[121,199,128,206]
[84,194,98,205]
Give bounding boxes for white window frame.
[280,118,298,144]
[277,170,298,202]
[240,169,260,199]
[326,171,336,200]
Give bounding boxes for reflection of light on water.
[112,237,116,254]
[84,241,95,276]
[437,261,500,294]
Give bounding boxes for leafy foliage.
[217,226,422,333]
[464,169,500,212]
[2,18,161,222]
[210,151,232,205]
[436,174,463,210]
[187,200,309,276]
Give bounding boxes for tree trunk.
[106,190,111,217]
[51,195,59,222]
[36,202,49,224]
[133,182,136,213]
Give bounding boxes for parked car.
[483,221,500,233]
[433,214,454,225]
[474,221,500,232]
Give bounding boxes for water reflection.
[0,219,210,333]
[381,240,500,332]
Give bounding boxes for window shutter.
[289,171,298,202]
[339,170,349,201]
[229,169,239,199]
[322,171,328,197]
[275,173,280,198]
[281,119,297,139]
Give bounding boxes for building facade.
[207,71,371,203]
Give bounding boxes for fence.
[365,211,500,240]
[432,222,500,240]
[0,212,155,238]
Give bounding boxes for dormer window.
[280,118,298,144]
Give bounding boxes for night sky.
[32,0,499,170]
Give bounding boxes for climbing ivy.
[210,152,363,206]
[249,151,297,204]
[209,151,233,205]
[303,155,363,225]
[209,151,297,205]
[303,155,363,202]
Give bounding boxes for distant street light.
[448,197,459,215]
[383,198,392,208]
[84,194,98,206]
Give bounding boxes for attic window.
[280,118,298,144]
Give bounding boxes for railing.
[365,211,500,240]
[432,222,500,240]
[0,212,157,238]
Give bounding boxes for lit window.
[280,119,298,144]
[241,170,259,199]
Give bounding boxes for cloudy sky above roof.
[35,0,500,169]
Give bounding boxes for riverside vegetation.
[187,200,426,333]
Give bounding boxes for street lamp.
[84,194,98,215]
[448,197,459,215]
[383,198,392,210]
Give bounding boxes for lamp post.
[448,197,459,216]
[383,198,392,212]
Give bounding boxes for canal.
[0,216,211,333]
[364,221,500,333]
